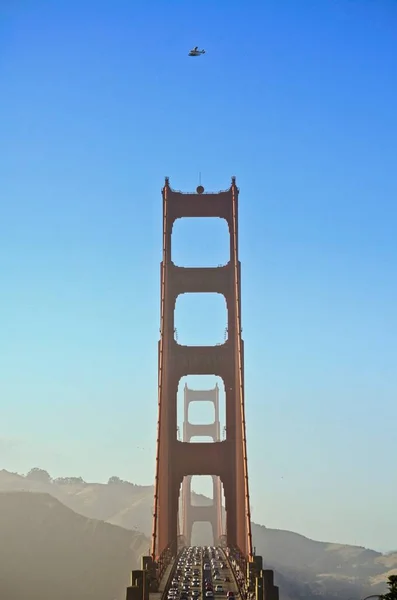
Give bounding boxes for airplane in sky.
[188,46,206,56]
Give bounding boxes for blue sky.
[1,0,396,552]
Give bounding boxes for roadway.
[163,546,241,600]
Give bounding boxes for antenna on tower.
[196,172,204,194]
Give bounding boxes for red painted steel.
[151,177,253,562]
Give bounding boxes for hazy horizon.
[1,1,396,555]
[0,463,394,555]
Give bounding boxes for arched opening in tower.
[191,522,214,547]
[176,375,226,441]
[171,217,230,268]
[178,475,225,547]
[189,403,215,424]
[191,474,214,501]
[174,292,228,347]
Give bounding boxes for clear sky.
[1,0,396,552]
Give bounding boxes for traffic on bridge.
[166,546,239,600]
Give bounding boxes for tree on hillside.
[107,476,137,486]
[381,575,397,600]
[54,476,85,485]
[108,476,123,485]
[26,468,51,483]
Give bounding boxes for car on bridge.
[215,585,224,594]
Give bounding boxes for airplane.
[188,46,206,56]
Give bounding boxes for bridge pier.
[125,569,149,600]
[262,569,279,600]
[247,555,279,600]
[127,553,177,600]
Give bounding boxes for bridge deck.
[152,546,242,600]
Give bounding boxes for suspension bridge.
[125,177,279,600]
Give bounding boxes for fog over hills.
[0,469,395,600]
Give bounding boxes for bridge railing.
[225,546,250,600]
[157,540,177,583]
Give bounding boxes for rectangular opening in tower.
[192,522,214,547]
[178,475,225,547]
[174,293,228,346]
[191,475,214,501]
[177,375,225,439]
[171,217,230,267]
[189,402,215,424]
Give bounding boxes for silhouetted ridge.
[0,491,149,600]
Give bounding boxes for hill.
[0,469,395,599]
[0,490,149,600]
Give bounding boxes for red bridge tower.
[151,177,253,560]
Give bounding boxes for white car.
[215,586,224,594]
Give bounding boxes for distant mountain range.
[0,469,395,600]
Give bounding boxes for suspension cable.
[151,181,169,560]
[231,180,253,561]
